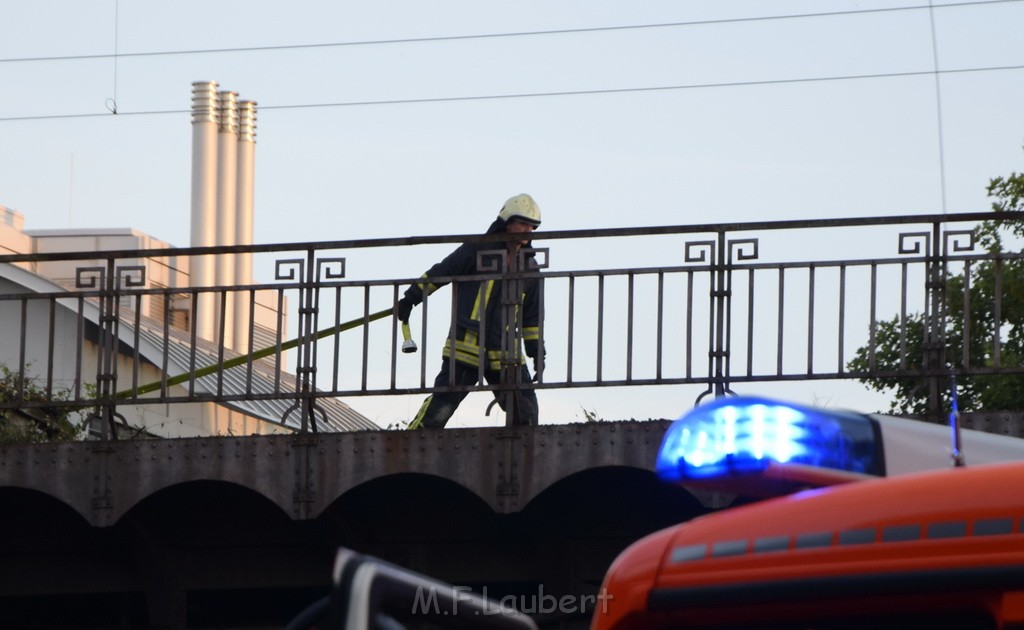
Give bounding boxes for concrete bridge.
[0,421,718,629]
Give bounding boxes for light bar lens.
[656,396,881,482]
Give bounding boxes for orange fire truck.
[591,396,1024,630]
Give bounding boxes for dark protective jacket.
[403,219,542,370]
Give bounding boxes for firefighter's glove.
[396,297,414,323]
[525,339,545,375]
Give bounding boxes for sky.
[2,0,1024,427]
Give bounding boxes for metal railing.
[1,212,1021,437]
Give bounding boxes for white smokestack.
[190,81,219,342]
[215,90,239,348]
[234,100,256,353]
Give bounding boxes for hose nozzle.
[401,321,418,353]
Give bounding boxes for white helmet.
[498,193,541,227]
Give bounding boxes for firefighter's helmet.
[498,194,541,227]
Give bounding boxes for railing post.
[500,250,524,428]
[712,231,728,398]
[277,253,345,433]
[488,245,548,428]
[297,251,319,433]
[690,232,757,406]
[685,239,717,405]
[78,261,145,440]
[92,262,116,440]
[922,221,951,423]
[724,237,758,397]
[937,228,978,421]
[922,224,976,422]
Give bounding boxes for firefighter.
[396,194,545,429]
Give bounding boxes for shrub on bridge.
[0,365,81,444]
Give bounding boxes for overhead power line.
[927,0,950,214]
[2,63,1022,123]
[0,0,1019,64]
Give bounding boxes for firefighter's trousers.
[412,360,538,429]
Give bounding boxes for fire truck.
[591,396,1024,630]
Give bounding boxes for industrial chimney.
[189,81,219,342]
[215,90,239,348]
[234,100,257,354]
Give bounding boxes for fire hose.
[121,306,415,397]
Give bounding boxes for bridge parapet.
[0,421,673,527]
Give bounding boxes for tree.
[848,160,1024,415]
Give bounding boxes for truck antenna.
[949,372,966,467]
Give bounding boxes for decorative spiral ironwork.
[943,230,976,255]
[476,249,507,273]
[898,232,930,256]
[275,258,305,282]
[116,265,146,288]
[74,266,105,289]
[685,240,715,264]
[316,257,346,282]
[727,238,759,263]
[519,247,549,270]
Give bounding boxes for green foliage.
[0,364,82,444]
[849,163,1024,414]
[987,169,1024,216]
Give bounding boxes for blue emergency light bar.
[656,396,883,483]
